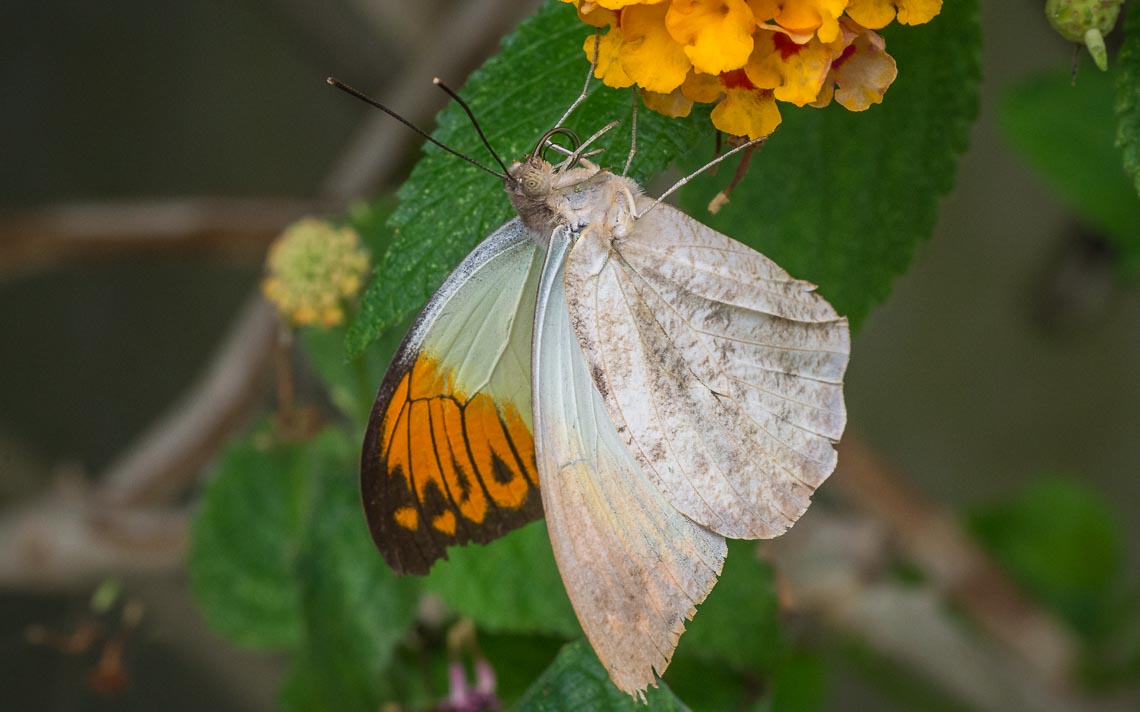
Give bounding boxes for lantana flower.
[262,218,370,328]
[563,0,940,138]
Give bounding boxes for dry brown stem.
[834,435,1079,683]
[0,198,322,276]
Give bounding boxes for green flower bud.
[1045,0,1125,71]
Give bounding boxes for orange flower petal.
[746,0,781,23]
[770,0,848,43]
[711,88,782,138]
[745,31,833,105]
[594,0,666,8]
[845,0,941,29]
[843,0,896,28]
[641,87,695,117]
[665,0,756,75]
[680,69,726,103]
[829,32,897,110]
[621,3,693,92]
[587,29,635,88]
[896,0,942,25]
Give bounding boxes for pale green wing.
[532,226,727,696]
[564,202,850,540]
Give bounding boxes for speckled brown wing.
[563,197,850,541]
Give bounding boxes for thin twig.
[0,484,188,589]
[833,434,1079,684]
[768,512,1124,712]
[0,198,322,276]
[97,296,279,508]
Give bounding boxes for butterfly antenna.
[327,77,507,181]
[432,77,511,177]
[642,135,768,217]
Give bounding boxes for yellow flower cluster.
[262,218,370,328]
[564,0,941,138]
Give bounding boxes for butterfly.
[354,84,850,696]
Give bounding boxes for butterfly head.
[508,156,553,199]
[505,155,559,232]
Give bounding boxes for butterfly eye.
[518,166,551,197]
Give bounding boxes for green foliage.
[191,426,422,711]
[661,655,753,712]
[764,652,827,712]
[481,633,568,704]
[514,641,690,711]
[969,477,1140,690]
[1116,2,1140,196]
[1002,66,1140,272]
[188,427,319,649]
[969,477,1123,637]
[681,540,783,673]
[426,522,580,638]
[300,322,405,428]
[676,0,981,331]
[288,434,422,710]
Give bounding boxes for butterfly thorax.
[506,155,640,241]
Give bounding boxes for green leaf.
[765,652,826,712]
[347,0,708,355]
[661,655,750,712]
[289,428,423,711]
[676,0,981,331]
[680,540,783,673]
[1116,1,1140,196]
[1003,67,1140,270]
[346,197,397,257]
[481,632,568,705]
[426,521,580,638]
[188,426,319,650]
[514,641,690,711]
[300,319,406,427]
[969,477,1123,637]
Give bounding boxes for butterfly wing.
[564,201,850,540]
[362,218,546,575]
[533,226,727,696]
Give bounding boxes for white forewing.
[406,217,543,421]
[564,200,850,540]
[532,227,727,695]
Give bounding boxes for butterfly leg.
[639,135,768,218]
[554,30,601,130]
[622,86,638,178]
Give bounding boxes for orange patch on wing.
[381,373,410,457]
[408,400,448,505]
[432,398,488,524]
[384,389,412,488]
[466,393,530,509]
[432,510,457,535]
[394,507,419,530]
[374,355,537,532]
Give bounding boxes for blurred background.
[1,0,1137,710]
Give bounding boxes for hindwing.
[533,227,727,695]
